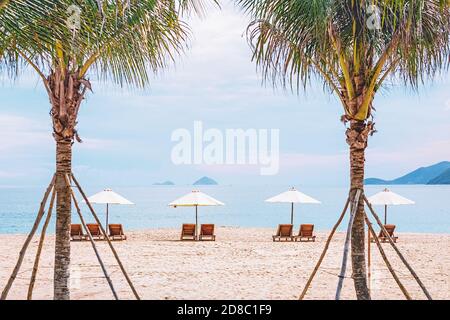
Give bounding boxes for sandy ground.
[0,227,448,300]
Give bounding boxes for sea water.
[0,184,449,234]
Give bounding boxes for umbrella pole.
[195,205,198,240]
[384,205,387,225]
[291,203,294,225]
[106,203,109,235]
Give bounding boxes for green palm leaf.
[239,0,450,119]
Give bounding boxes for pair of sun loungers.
[272,224,316,242]
[272,223,399,243]
[180,223,216,241]
[70,223,127,241]
[371,224,399,243]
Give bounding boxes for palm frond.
[1,0,218,87]
[238,0,450,112]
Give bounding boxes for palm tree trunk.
[347,120,371,300]
[48,69,86,300]
[54,139,72,300]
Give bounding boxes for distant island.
[365,161,450,185]
[428,168,450,184]
[193,176,218,185]
[153,181,175,186]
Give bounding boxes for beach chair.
[86,223,105,240]
[199,224,216,241]
[293,224,316,242]
[180,223,197,240]
[70,224,87,241]
[272,224,294,242]
[377,224,398,243]
[108,224,127,241]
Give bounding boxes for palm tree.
[1,0,213,299]
[238,0,450,299]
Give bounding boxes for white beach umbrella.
[168,190,224,237]
[367,188,415,224]
[84,189,134,230]
[265,187,321,224]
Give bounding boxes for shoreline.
[1,227,449,300]
[1,225,449,236]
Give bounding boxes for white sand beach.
[0,227,449,300]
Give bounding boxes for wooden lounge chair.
[70,224,87,241]
[180,223,196,241]
[377,224,398,243]
[86,223,105,240]
[199,224,216,241]
[108,224,127,241]
[272,224,293,242]
[293,224,316,242]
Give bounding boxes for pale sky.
[1,2,450,187]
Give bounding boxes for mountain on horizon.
[428,168,450,185]
[153,181,175,186]
[365,161,450,185]
[193,176,218,185]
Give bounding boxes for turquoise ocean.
[0,184,449,234]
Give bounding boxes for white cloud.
[77,138,122,150]
[0,170,23,178]
[365,139,450,179]
[279,152,347,167]
[367,139,450,164]
[177,152,348,178]
[0,113,120,154]
[445,98,450,111]
[0,114,52,153]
